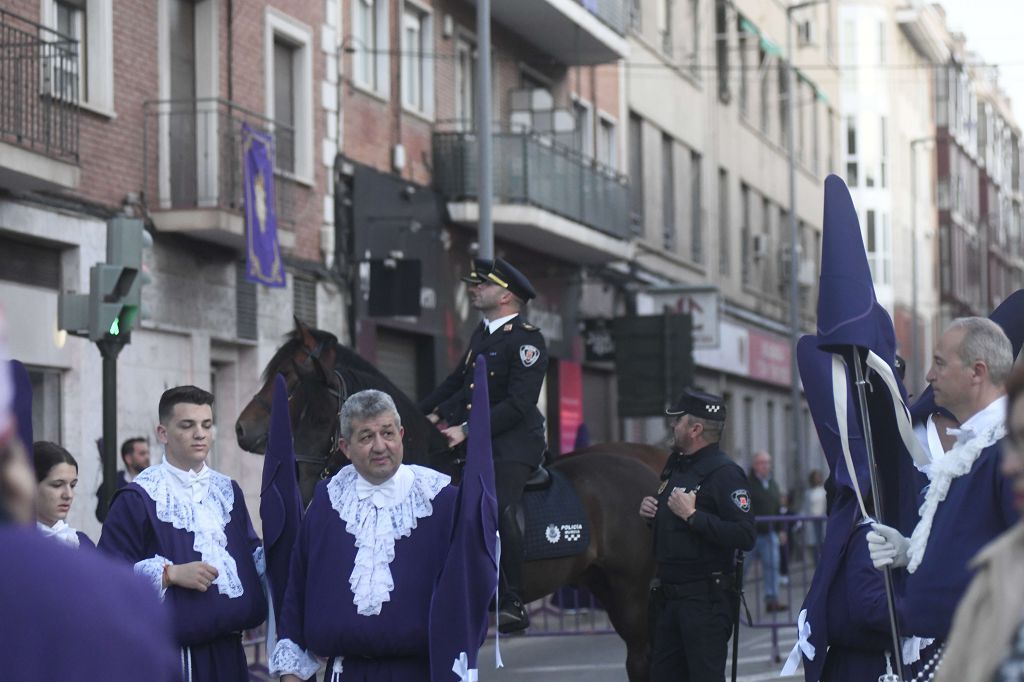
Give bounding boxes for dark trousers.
[494,459,534,599]
[650,591,735,682]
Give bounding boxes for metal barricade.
[746,514,827,662]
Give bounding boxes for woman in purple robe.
[99,386,267,681]
[33,440,95,548]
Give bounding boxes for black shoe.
[498,597,530,634]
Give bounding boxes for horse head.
[236,317,344,469]
[237,317,456,504]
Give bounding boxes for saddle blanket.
[522,468,590,561]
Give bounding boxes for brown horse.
[235,319,663,681]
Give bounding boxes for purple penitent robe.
[276,467,458,681]
[99,477,267,681]
[0,524,179,680]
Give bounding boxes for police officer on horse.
[639,389,756,681]
[419,257,547,633]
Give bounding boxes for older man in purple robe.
[99,385,267,681]
[270,386,496,682]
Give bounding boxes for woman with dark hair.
[33,441,93,548]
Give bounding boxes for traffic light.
[58,217,152,342]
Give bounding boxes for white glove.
[866,523,910,569]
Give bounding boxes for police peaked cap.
[666,388,727,422]
[460,258,494,285]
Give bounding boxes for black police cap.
[460,258,494,285]
[665,388,726,422]
[483,258,536,302]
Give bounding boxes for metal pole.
[95,335,126,522]
[476,0,494,259]
[785,15,804,492]
[852,350,905,681]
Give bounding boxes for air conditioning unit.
[751,233,769,262]
[797,20,815,47]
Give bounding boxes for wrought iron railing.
[142,98,297,227]
[433,127,631,240]
[0,8,79,162]
[577,0,630,35]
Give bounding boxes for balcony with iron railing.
[433,123,633,263]
[462,0,629,65]
[0,8,80,191]
[142,98,297,250]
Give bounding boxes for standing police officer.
[419,257,547,633]
[639,389,756,681]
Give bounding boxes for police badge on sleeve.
[731,489,751,512]
[520,344,540,367]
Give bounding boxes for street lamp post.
[476,0,493,259]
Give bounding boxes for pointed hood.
[260,373,303,625]
[429,356,499,681]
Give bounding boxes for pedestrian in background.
[640,389,755,681]
[747,451,787,612]
[117,436,151,488]
[33,440,94,548]
[803,469,827,561]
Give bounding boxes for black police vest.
[652,445,739,584]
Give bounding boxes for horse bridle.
[253,336,349,478]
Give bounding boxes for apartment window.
[688,0,700,75]
[812,97,820,174]
[718,168,730,275]
[629,113,644,231]
[27,366,62,444]
[796,79,805,162]
[842,19,855,66]
[715,0,729,102]
[656,0,673,55]
[740,182,751,285]
[454,38,475,129]
[0,235,62,289]
[273,40,297,173]
[777,62,788,148]
[598,115,617,169]
[353,0,389,96]
[266,10,314,182]
[738,17,749,117]
[44,0,113,111]
[293,275,318,326]
[846,115,858,187]
[691,150,703,263]
[865,210,892,286]
[880,115,888,188]
[759,47,770,134]
[573,99,594,158]
[828,107,836,173]
[401,4,433,116]
[662,134,676,251]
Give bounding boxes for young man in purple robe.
[99,385,267,681]
[270,387,495,682]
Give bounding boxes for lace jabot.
[327,464,451,615]
[37,520,80,548]
[907,417,1006,573]
[134,463,244,598]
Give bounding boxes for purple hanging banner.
[242,123,285,287]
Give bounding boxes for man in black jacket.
[639,389,756,681]
[419,257,547,633]
[747,450,787,612]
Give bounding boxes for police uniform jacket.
[653,443,756,585]
[419,315,547,466]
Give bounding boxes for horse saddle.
[518,466,590,562]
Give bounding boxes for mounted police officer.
[419,257,547,633]
[639,389,756,681]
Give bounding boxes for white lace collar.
[160,460,212,504]
[907,407,1006,573]
[134,462,244,598]
[37,520,80,548]
[354,465,414,508]
[327,464,451,616]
